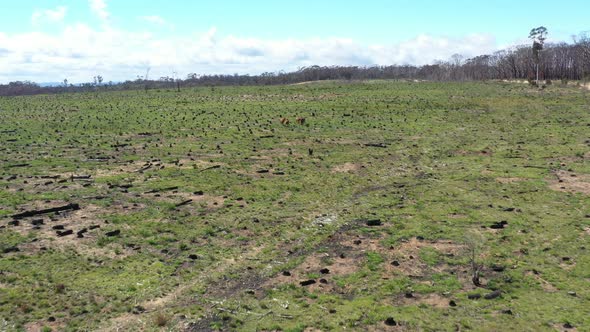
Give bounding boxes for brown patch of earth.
[496,177,527,184]
[332,162,363,173]
[4,202,143,258]
[548,170,590,195]
[24,321,65,332]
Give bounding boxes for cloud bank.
[0,2,499,83]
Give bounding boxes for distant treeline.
[1,34,589,97]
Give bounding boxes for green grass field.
[0,81,589,331]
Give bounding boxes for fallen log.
[136,163,153,173]
[175,199,193,207]
[145,186,179,194]
[7,163,30,168]
[12,203,80,219]
[364,143,388,148]
[199,165,221,172]
[71,175,92,180]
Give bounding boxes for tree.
[529,26,548,85]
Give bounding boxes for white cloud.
[31,6,67,26]
[0,22,499,83]
[89,0,109,21]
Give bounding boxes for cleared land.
[0,81,589,331]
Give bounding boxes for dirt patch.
[552,323,579,332]
[264,251,360,294]
[4,202,142,258]
[24,321,65,332]
[548,170,590,195]
[496,177,527,184]
[332,162,363,173]
[143,190,227,210]
[455,149,493,157]
[398,292,451,308]
[266,233,474,297]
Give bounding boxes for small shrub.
[154,313,169,327]
[55,284,66,294]
[561,78,569,85]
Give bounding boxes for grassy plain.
[0,81,589,331]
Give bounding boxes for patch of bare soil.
[4,202,142,258]
[24,321,65,332]
[455,149,493,157]
[548,170,590,195]
[265,232,476,300]
[398,292,451,308]
[552,323,579,332]
[144,190,227,211]
[332,162,363,173]
[3,174,88,194]
[93,158,224,178]
[496,177,526,184]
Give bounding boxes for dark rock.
[391,260,400,266]
[467,293,482,300]
[2,246,19,253]
[384,317,397,326]
[56,229,73,237]
[31,219,44,226]
[300,279,316,286]
[188,254,199,260]
[563,322,574,329]
[353,240,362,245]
[366,219,382,226]
[8,220,19,226]
[52,225,65,230]
[282,271,291,276]
[77,228,88,238]
[319,278,328,284]
[404,292,414,298]
[490,221,508,229]
[105,229,121,237]
[491,264,505,272]
[449,300,457,307]
[320,268,330,274]
[416,235,425,240]
[501,309,513,315]
[484,290,502,300]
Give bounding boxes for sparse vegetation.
[1,80,589,331]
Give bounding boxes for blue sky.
[0,0,588,83]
